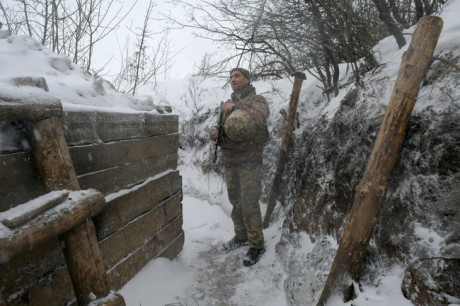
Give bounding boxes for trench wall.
[0,110,183,305]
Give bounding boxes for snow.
[0,189,98,239]
[104,169,176,202]
[119,161,423,306]
[120,178,288,306]
[413,223,446,257]
[341,267,414,306]
[117,2,460,304]
[1,0,459,305]
[0,35,164,113]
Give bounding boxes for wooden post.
[26,116,125,306]
[263,72,306,228]
[316,16,443,305]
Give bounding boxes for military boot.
[243,247,265,266]
[223,237,248,251]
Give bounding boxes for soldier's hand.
[210,130,217,142]
[222,101,235,112]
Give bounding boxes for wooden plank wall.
[0,110,183,304]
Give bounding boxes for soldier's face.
[230,71,250,91]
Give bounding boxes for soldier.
[210,67,270,266]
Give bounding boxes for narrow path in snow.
[119,194,288,306]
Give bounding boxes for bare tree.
[168,0,382,96]
[0,1,12,32]
[113,0,176,95]
[0,0,136,74]
[373,0,406,48]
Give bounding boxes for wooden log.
[263,72,306,228]
[94,170,182,240]
[316,16,443,305]
[0,189,105,264]
[0,97,62,121]
[26,115,117,305]
[0,190,69,228]
[27,116,80,190]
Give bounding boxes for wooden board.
[69,134,179,175]
[0,238,69,299]
[107,216,184,290]
[77,152,178,195]
[0,135,179,210]
[94,171,182,240]
[158,232,185,260]
[0,97,62,122]
[63,111,178,145]
[0,152,45,211]
[0,121,27,154]
[100,192,182,269]
[5,266,76,306]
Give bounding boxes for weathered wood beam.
[263,72,306,228]
[0,189,105,264]
[0,190,69,228]
[316,16,444,305]
[94,170,182,240]
[0,97,62,121]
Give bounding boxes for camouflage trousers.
[224,162,264,249]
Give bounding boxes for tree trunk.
[373,0,407,48]
[263,72,306,228]
[316,16,443,306]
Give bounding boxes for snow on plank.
[0,189,106,264]
[0,190,69,228]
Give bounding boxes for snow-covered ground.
[1,0,460,305]
[118,159,414,306]
[118,1,460,305]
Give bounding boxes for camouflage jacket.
[219,85,270,165]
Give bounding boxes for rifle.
[213,101,224,163]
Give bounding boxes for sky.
[92,0,219,80]
[0,0,219,80]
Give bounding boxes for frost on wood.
[0,189,105,264]
[0,190,69,228]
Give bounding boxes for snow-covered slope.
[0,35,166,113]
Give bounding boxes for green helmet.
[224,109,257,142]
